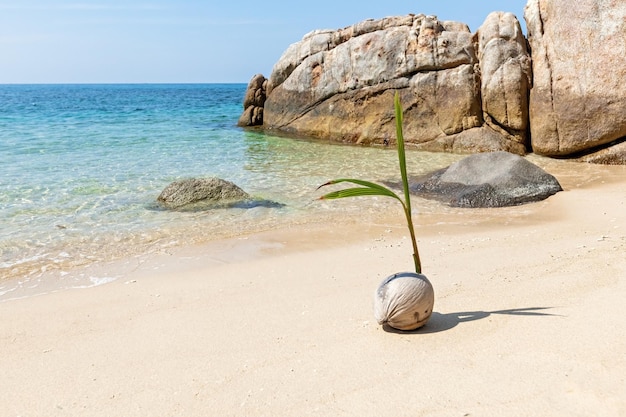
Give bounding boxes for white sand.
[1,168,624,416]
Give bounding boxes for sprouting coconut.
[318,92,434,331]
[373,272,434,331]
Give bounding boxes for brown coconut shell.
[373,272,434,331]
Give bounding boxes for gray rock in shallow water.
[411,151,562,207]
[157,177,250,210]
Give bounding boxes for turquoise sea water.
[0,83,468,295]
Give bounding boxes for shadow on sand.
[383,307,558,334]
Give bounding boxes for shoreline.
[0,165,624,415]
[1,160,624,302]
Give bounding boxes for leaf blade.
[394,92,411,213]
[317,178,402,202]
[319,178,392,193]
[320,187,395,200]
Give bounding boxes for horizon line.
[0,81,249,85]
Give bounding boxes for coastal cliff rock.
[238,74,267,127]
[240,4,626,164]
[157,178,250,210]
[525,0,626,162]
[411,151,562,207]
[260,14,528,155]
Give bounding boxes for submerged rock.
[411,151,562,207]
[157,177,250,210]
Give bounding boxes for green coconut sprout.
[318,92,422,274]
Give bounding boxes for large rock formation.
[239,4,626,164]
[525,0,626,163]
[256,14,530,155]
[410,151,562,207]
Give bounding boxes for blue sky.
[0,1,529,84]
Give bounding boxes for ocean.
[0,83,478,298]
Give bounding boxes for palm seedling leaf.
[318,178,403,204]
[394,93,412,214]
[316,92,422,273]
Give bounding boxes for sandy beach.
[1,164,624,416]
